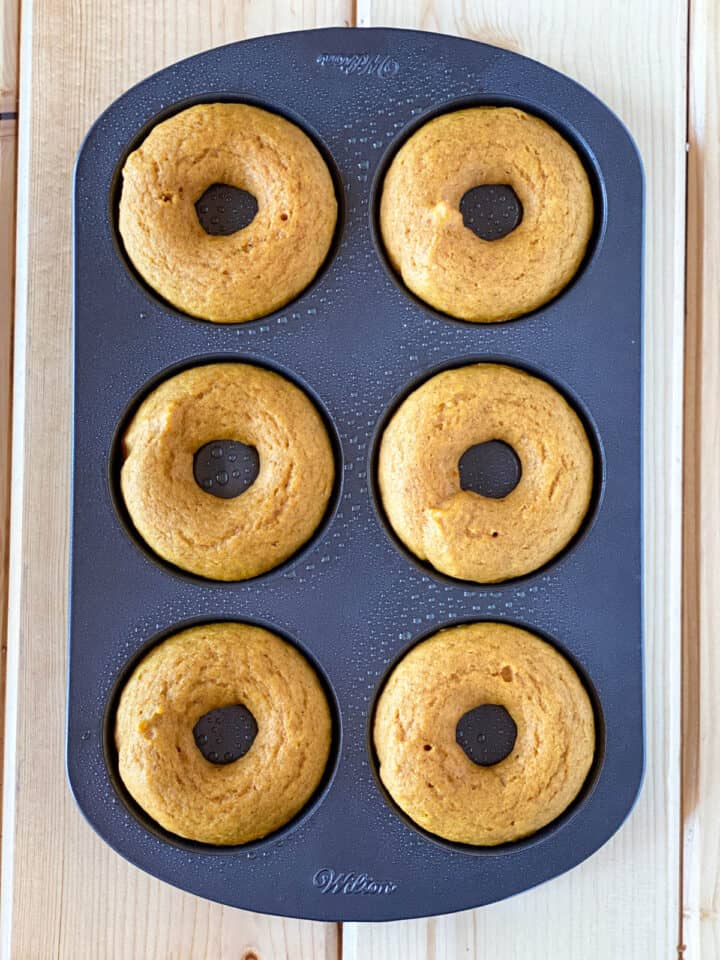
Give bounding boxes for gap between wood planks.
[680,1,692,953]
[680,0,694,948]
[0,0,20,854]
[681,0,717,954]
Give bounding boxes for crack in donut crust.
[377,363,594,583]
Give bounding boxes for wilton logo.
[313,867,398,895]
[315,53,400,79]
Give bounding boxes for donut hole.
[193,439,260,499]
[195,183,258,236]
[193,704,258,764]
[458,440,521,499]
[459,184,523,241]
[456,704,518,766]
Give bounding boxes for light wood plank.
[0,2,350,958]
[346,2,686,957]
[0,0,19,849]
[0,0,17,114]
[683,0,720,954]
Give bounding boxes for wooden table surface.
[0,1,716,957]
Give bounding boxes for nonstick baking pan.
[69,26,644,922]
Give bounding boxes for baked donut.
[379,107,593,321]
[373,622,595,845]
[115,622,332,845]
[377,363,593,583]
[118,102,337,323]
[120,362,335,580]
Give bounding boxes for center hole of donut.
[193,704,258,764]
[459,440,521,499]
[456,704,517,766]
[195,183,258,236]
[193,439,260,499]
[460,185,523,241]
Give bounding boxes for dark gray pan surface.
[69,27,644,921]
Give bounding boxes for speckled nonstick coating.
[69,27,644,922]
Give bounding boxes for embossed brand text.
[313,867,398,895]
[315,53,400,78]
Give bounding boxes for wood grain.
[0,2,349,958]
[0,0,19,850]
[346,2,687,957]
[1,1,696,957]
[683,0,719,954]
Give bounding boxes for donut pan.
[69,27,644,922]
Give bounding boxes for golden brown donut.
[377,363,594,583]
[120,362,334,580]
[115,622,332,845]
[118,102,337,323]
[379,107,593,321]
[373,622,595,845]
